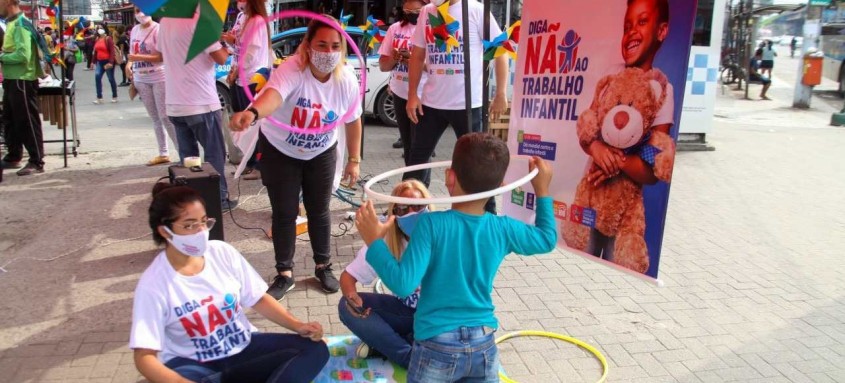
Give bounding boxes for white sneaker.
[92,99,103,104]
[111,98,118,103]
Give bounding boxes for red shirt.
[94,38,112,61]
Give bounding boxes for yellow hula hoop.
[495,330,609,383]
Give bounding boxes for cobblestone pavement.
[0,52,844,382]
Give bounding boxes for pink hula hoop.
[237,10,366,135]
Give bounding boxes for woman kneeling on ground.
[337,179,433,368]
[130,183,329,383]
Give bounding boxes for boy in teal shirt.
[356,133,557,382]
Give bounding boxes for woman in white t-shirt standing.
[230,16,362,301]
[127,7,178,167]
[379,0,425,164]
[337,180,432,369]
[221,0,270,180]
[131,184,328,383]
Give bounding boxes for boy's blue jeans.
[169,110,229,201]
[337,292,416,368]
[408,326,499,383]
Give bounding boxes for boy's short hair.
[452,133,510,194]
[628,0,669,24]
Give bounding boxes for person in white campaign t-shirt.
[159,9,236,211]
[131,184,329,383]
[403,0,510,215]
[221,0,271,180]
[230,16,363,301]
[337,180,433,369]
[126,7,178,167]
[379,0,425,164]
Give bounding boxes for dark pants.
[164,333,329,383]
[260,135,336,272]
[2,79,44,166]
[404,106,495,214]
[119,62,128,84]
[230,83,259,168]
[169,110,229,201]
[64,52,77,82]
[393,95,414,164]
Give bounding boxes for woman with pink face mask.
[130,183,329,383]
[127,7,179,167]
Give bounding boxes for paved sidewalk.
[1,51,844,382]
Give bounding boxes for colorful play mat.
[313,335,408,382]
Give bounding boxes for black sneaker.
[222,199,238,212]
[16,163,44,176]
[267,275,295,301]
[1,160,21,169]
[315,263,340,293]
[392,138,403,149]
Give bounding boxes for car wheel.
[217,83,243,165]
[376,89,398,127]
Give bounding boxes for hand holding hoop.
[364,157,540,205]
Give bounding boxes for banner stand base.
[678,133,715,152]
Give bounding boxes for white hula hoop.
[364,157,538,205]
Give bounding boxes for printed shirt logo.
[286,97,336,151]
[174,293,248,362]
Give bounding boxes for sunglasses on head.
[392,204,425,216]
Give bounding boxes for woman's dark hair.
[148,183,206,245]
[399,0,425,26]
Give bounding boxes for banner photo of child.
[503,0,697,280]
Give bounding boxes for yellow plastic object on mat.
[495,330,609,383]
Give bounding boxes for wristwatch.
[348,157,361,164]
[246,106,260,125]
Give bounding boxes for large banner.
[503,0,697,281]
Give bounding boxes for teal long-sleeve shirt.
[366,196,558,341]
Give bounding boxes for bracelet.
[246,106,260,126]
[347,157,361,164]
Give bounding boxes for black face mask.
[406,13,420,25]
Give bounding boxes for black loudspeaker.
[169,163,224,241]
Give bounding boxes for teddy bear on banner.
[562,67,676,274]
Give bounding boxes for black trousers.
[260,135,336,272]
[2,79,44,166]
[403,106,495,213]
[393,95,414,164]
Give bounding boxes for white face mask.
[163,226,209,257]
[135,13,152,24]
[237,1,247,11]
[310,50,342,75]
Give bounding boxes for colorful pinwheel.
[483,20,521,61]
[339,9,352,30]
[50,43,66,68]
[46,0,60,29]
[359,15,385,50]
[428,2,460,54]
[133,0,228,63]
[250,67,270,92]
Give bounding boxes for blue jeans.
[163,333,329,383]
[94,60,117,99]
[169,110,229,201]
[337,292,416,368]
[408,326,499,383]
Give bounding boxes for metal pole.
[59,0,68,167]
[461,0,472,131]
[482,0,490,132]
[505,0,511,27]
[794,4,821,109]
[360,0,368,160]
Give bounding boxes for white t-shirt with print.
[260,54,363,160]
[411,1,501,110]
[159,14,225,117]
[235,15,271,87]
[129,241,268,364]
[130,23,165,84]
[379,22,426,100]
[346,242,420,309]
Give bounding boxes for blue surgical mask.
[396,207,429,236]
